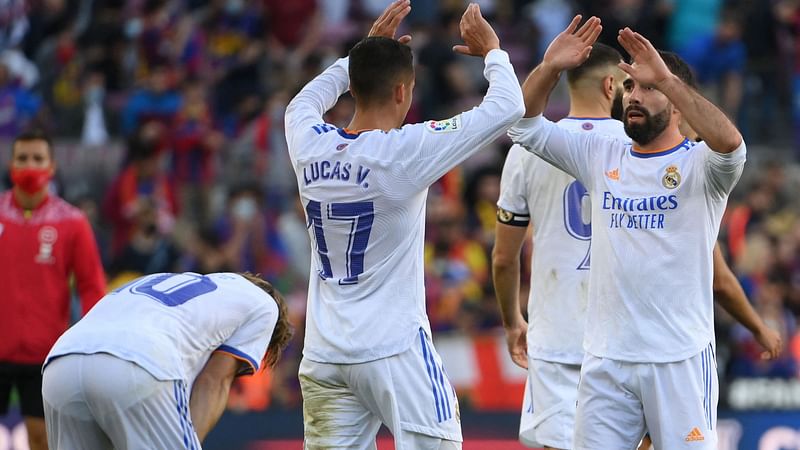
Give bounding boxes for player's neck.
[632,127,686,152]
[568,96,611,120]
[348,108,401,133]
[12,187,48,210]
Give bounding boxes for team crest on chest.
[35,226,58,264]
[662,165,681,189]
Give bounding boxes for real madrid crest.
[497,208,514,223]
[662,165,681,189]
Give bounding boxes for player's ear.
[393,82,406,106]
[603,75,615,100]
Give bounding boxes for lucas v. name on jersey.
[303,159,373,188]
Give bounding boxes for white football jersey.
[497,117,628,364]
[45,273,278,383]
[509,116,745,363]
[285,50,524,363]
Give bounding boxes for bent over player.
[509,17,746,449]
[41,272,292,449]
[285,1,524,448]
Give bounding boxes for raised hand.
[617,27,672,88]
[541,15,602,71]
[453,3,501,58]
[368,0,412,44]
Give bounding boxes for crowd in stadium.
[1,0,800,410]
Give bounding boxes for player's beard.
[624,105,670,146]
[610,89,624,121]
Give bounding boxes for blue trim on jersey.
[564,116,613,121]
[216,345,259,374]
[337,128,362,140]
[174,380,198,450]
[700,343,714,431]
[630,138,691,159]
[419,328,443,422]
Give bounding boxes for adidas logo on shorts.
[685,427,705,442]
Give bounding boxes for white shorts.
[42,352,200,450]
[299,328,462,450]
[574,344,718,450]
[519,358,580,449]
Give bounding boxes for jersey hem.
[585,342,711,363]
[400,421,463,442]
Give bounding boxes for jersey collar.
[630,138,691,159]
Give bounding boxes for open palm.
[617,27,672,86]
[542,15,602,72]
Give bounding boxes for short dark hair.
[348,37,414,107]
[12,128,53,158]
[567,43,623,86]
[657,51,696,89]
[238,272,294,369]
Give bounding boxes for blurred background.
[0,0,799,449]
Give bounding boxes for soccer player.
[493,42,782,449]
[284,1,524,448]
[0,129,106,450]
[507,17,747,449]
[41,272,293,449]
[493,42,628,450]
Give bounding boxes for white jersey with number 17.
[498,117,628,364]
[285,50,524,364]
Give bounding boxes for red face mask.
[10,167,52,195]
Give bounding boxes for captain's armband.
[496,208,529,227]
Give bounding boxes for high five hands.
[542,15,602,72]
[368,0,412,44]
[453,3,501,58]
[617,28,674,89]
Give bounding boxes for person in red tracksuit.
[0,129,106,450]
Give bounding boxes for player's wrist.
[654,73,681,93]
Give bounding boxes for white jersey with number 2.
[285,50,524,364]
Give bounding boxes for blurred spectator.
[425,197,490,332]
[0,61,42,139]
[103,123,177,258]
[109,196,180,278]
[121,64,181,134]
[169,79,222,223]
[210,182,287,278]
[679,9,746,120]
[263,0,320,69]
[665,0,724,52]
[0,0,29,52]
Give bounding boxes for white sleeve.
[702,140,746,199]
[497,144,531,223]
[508,115,609,187]
[397,49,525,189]
[284,57,350,161]
[215,299,278,376]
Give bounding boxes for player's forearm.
[285,58,350,126]
[521,62,561,118]
[655,75,742,153]
[492,261,524,328]
[189,375,234,442]
[715,275,767,336]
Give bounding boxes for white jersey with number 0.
[509,116,745,363]
[285,50,524,364]
[497,117,627,364]
[45,272,278,383]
